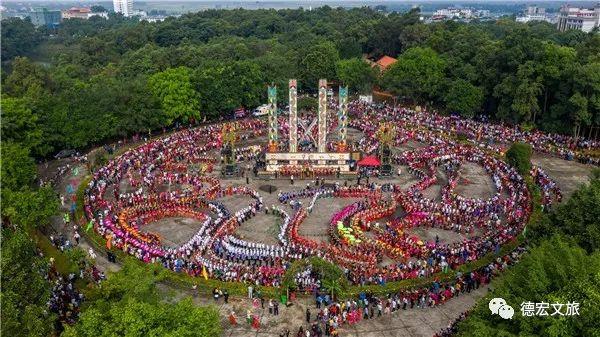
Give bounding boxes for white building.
[113,0,133,17]
[516,14,553,23]
[557,4,600,32]
[526,5,545,16]
[515,5,556,24]
[433,8,473,19]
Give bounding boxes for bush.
[298,96,318,111]
[64,259,221,337]
[282,257,348,298]
[505,142,532,175]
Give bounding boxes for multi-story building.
[62,7,109,20]
[432,8,473,19]
[113,0,134,17]
[516,5,555,23]
[61,7,91,19]
[557,4,600,32]
[526,5,545,16]
[29,7,61,27]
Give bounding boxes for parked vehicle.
[252,104,270,117]
[234,108,247,119]
[54,149,77,159]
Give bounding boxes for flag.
[86,220,94,232]
[202,266,208,280]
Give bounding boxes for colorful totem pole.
[338,85,349,153]
[289,79,298,153]
[317,79,328,154]
[267,84,278,152]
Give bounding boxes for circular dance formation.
[83,101,574,287]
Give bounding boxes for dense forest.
[2,7,600,159]
[1,7,600,337]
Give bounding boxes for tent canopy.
[357,155,381,167]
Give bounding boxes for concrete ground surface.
[38,127,596,337]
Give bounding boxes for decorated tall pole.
[338,85,348,153]
[317,79,328,154]
[289,79,298,153]
[267,84,278,153]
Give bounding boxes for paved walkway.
[158,282,489,337]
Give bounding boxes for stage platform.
[257,170,357,180]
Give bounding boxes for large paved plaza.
[42,119,594,337]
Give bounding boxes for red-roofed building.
[372,55,397,71]
[62,7,91,20]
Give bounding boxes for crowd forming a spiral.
[84,100,589,287]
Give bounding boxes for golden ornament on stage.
[221,123,237,147]
[375,122,396,147]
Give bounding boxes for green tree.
[534,42,577,123]
[148,67,200,124]
[572,62,600,138]
[0,143,58,228]
[365,9,421,57]
[297,96,318,111]
[457,235,600,337]
[444,79,483,118]
[1,97,48,156]
[194,60,265,117]
[568,92,590,138]
[3,57,49,97]
[512,62,543,124]
[282,257,348,297]
[382,47,446,104]
[299,42,339,92]
[322,279,343,300]
[533,178,600,253]
[0,18,42,61]
[505,142,532,176]
[0,142,37,193]
[90,5,107,13]
[62,259,222,337]
[336,58,376,94]
[1,228,54,337]
[194,65,237,117]
[3,186,59,229]
[494,62,543,124]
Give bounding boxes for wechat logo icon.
[489,297,515,319]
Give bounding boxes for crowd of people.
[348,101,599,166]
[72,98,600,336]
[47,273,84,327]
[433,311,470,337]
[284,246,525,336]
[82,100,571,292]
